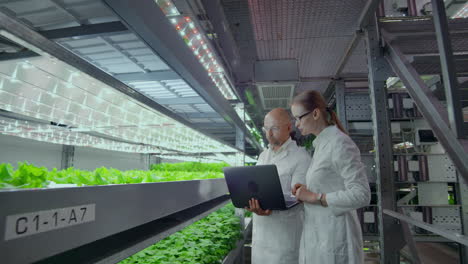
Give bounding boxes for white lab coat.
[299,125,370,264]
[252,138,311,264]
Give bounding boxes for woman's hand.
[292,183,304,196]
[245,198,272,216]
[295,186,319,204]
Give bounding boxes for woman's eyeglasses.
[294,111,312,122]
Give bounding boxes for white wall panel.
[0,134,62,169]
[73,147,149,171]
[0,134,149,171]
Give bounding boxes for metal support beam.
[324,0,382,101]
[200,0,241,76]
[0,50,38,61]
[384,209,468,246]
[431,0,465,139]
[358,0,384,30]
[40,21,128,39]
[399,208,422,264]
[407,0,418,16]
[365,18,404,264]
[103,0,260,154]
[194,123,233,129]
[60,145,74,170]
[235,126,245,166]
[334,31,364,79]
[383,32,468,182]
[334,80,348,131]
[234,123,246,237]
[458,176,468,263]
[181,112,221,119]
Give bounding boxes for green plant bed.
[0,162,243,263]
[119,204,243,264]
[0,162,226,189]
[151,162,229,173]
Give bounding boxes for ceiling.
[220,0,369,119]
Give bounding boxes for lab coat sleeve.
[291,148,310,186]
[326,136,371,216]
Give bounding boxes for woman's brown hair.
[292,90,348,134]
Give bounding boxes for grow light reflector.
[0,117,164,153]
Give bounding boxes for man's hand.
[245,198,272,216]
[295,186,318,204]
[292,183,305,196]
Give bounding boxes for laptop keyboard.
[284,194,298,207]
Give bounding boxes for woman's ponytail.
[328,109,347,135]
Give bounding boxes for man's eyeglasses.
[294,111,312,122]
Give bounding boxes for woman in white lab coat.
[291,90,371,264]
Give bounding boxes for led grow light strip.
[155,152,256,165]
[154,0,238,100]
[0,117,165,153]
[0,31,237,154]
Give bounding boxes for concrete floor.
[243,243,460,263]
[401,242,460,264]
[242,220,460,264]
[365,242,460,264]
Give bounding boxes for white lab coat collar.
[264,137,295,163]
[268,137,294,153]
[312,125,337,149]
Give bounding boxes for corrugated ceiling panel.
[248,0,368,78]
[126,48,154,56]
[1,0,117,30]
[296,80,331,94]
[57,33,171,74]
[85,51,122,60]
[104,64,144,74]
[168,105,198,113]
[210,118,227,123]
[142,61,170,71]
[116,41,147,50]
[74,45,112,54]
[108,33,139,42]
[188,118,212,123]
[193,104,216,113]
[254,37,350,77]
[341,38,368,74]
[62,38,104,48]
[248,0,366,40]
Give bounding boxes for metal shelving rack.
[330,1,468,263]
[0,0,254,263]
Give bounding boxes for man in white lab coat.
[246,108,311,264]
